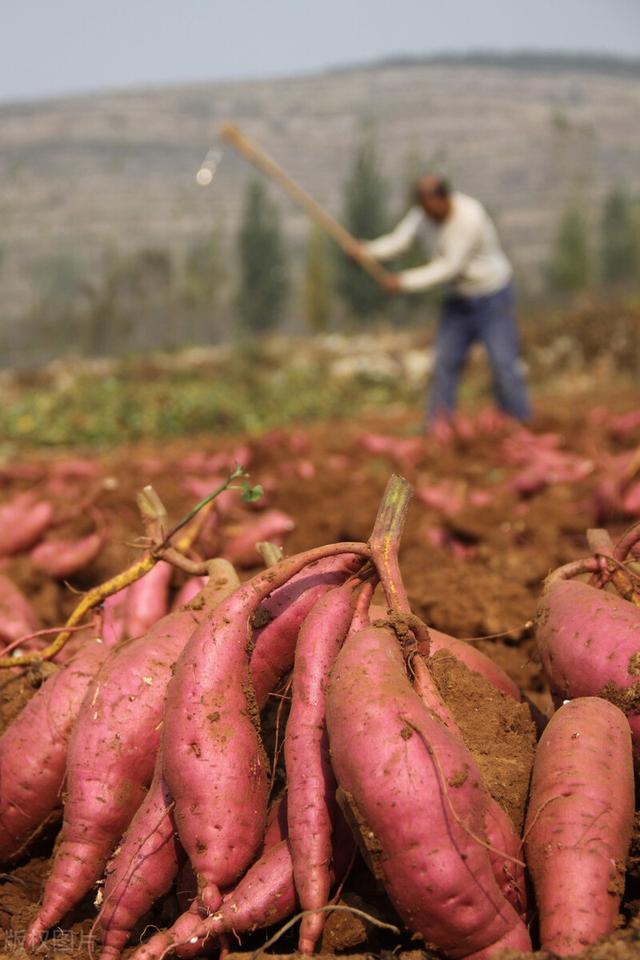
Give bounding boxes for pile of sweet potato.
[0,475,638,960]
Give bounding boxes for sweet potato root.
[327,623,531,959]
[130,840,298,960]
[369,605,521,701]
[30,529,105,579]
[524,697,635,955]
[0,573,39,650]
[0,492,55,556]
[411,655,527,918]
[125,560,173,639]
[96,751,182,960]
[0,637,113,862]
[163,542,368,913]
[223,509,295,568]
[535,573,640,759]
[285,582,356,952]
[128,804,354,960]
[251,553,362,709]
[25,561,240,947]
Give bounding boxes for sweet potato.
[129,803,354,960]
[251,554,362,709]
[524,697,634,955]
[102,588,130,648]
[0,491,55,556]
[482,796,527,920]
[0,573,39,649]
[369,605,521,702]
[96,751,182,960]
[285,582,356,952]
[24,561,240,948]
[162,542,369,913]
[428,629,522,701]
[326,623,531,959]
[171,576,207,611]
[358,432,424,470]
[0,638,113,862]
[30,529,105,579]
[131,840,297,960]
[535,572,640,760]
[223,509,295,569]
[411,655,527,918]
[97,790,289,960]
[125,559,173,638]
[416,480,466,516]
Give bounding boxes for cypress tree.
[337,135,390,319]
[547,201,592,297]
[237,179,289,333]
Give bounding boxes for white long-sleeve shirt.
[364,192,512,297]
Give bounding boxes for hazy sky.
[2,0,639,103]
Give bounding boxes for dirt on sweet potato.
[428,650,537,831]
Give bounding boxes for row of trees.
[548,187,640,298]
[242,162,640,331]
[236,137,394,333]
[16,140,640,367]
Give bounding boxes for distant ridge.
[2,49,640,110]
[2,48,640,365]
[358,50,640,77]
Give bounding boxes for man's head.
[416,174,452,223]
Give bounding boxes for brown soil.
[429,651,536,831]
[1,395,640,958]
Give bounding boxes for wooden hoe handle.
[220,122,393,288]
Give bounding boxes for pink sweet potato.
[326,623,531,959]
[482,796,527,920]
[416,480,466,516]
[411,656,527,918]
[102,588,130,648]
[162,542,369,914]
[358,433,424,470]
[131,840,298,960]
[96,752,182,960]
[129,803,354,960]
[30,529,105,579]
[251,554,362,709]
[125,560,173,638]
[369,605,521,702]
[0,492,55,556]
[427,630,522,702]
[535,573,640,760]
[223,509,295,569]
[102,787,288,960]
[0,637,113,862]
[171,576,207,611]
[285,582,356,952]
[0,573,39,649]
[524,697,635,955]
[25,561,240,947]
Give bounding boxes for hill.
[1,51,639,364]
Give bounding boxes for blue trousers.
[427,281,531,423]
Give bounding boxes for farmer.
[362,174,531,426]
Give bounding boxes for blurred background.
[1,0,639,446]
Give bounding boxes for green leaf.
[241,482,263,503]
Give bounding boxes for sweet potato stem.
[546,556,603,586]
[614,519,640,564]
[0,483,222,668]
[586,527,640,603]
[368,473,412,614]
